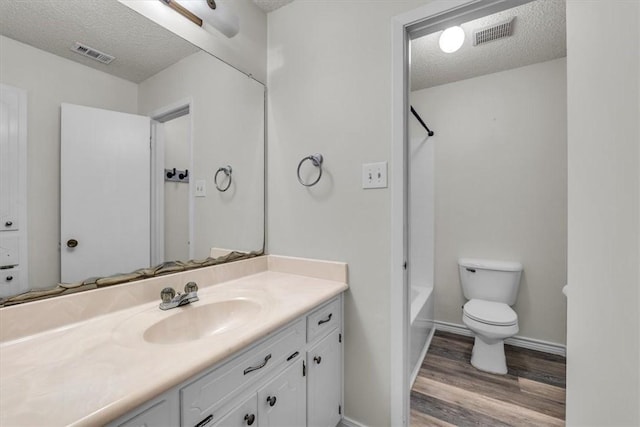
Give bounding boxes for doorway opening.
[391,0,568,425]
[150,101,194,265]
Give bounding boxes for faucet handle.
[184,282,198,294]
[161,287,176,303]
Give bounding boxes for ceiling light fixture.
[439,26,465,53]
[159,0,239,38]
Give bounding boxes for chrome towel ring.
[297,154,323,187]
[214,165,232,192]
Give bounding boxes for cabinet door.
[307,328,341,427]
[211,395,257,427]
[257,359,306,427]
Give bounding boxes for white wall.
[267,1,424,425]
[411,58,568,345]
[566,1,640,425]
[0,35,138,290]
[119,0,267,83]
[163,114,191,262]
[139,51,264,258]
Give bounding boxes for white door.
[307,328,342,427]
[61,103,150,283]
[257,360,306,427]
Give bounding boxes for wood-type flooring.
[411,331,566,427]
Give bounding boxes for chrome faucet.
[159,282,199,310]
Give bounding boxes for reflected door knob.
[67,239,78,248]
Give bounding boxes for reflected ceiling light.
[439,26,465,53]
[159,0,239,38]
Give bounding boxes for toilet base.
[470,335,508,375]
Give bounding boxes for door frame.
[390,1,534,424]
[149,98,194,265]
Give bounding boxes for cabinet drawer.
[1,268,18,285]
[307,297,340,343]
[0,267,20,299]
[181,319,305,427]
[0,235,19,267]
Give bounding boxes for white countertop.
[0,256,348,426]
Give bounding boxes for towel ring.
[297,154,323,187]
[214,165,232,192]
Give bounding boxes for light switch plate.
[362,162,388,189]
[195,180,206,197]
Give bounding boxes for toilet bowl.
[462,299,518,374]
[458,258,523,375]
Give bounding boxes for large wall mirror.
[0,0,265,302]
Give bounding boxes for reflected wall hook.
[214,165,232,192]
[165,168,189,183]
[297,153,323,187]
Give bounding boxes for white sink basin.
[143,298,263,345]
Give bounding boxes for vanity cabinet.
[108,295,343,427]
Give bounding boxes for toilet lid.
[463,299,517,326]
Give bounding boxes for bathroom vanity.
[0,256,347,427]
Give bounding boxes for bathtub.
[409,285,434,386]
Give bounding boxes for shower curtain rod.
[410,106,434,136]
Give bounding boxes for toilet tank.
[458,258,523,305]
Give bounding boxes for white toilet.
[458,258,523,375]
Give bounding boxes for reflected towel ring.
[214,165,232,192]
[297,154,323,187]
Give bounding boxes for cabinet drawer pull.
[314,356,322,364]
[266,395,277,407]
[243,353,272,375]
[286,351,299,361]
[5,221,13,227]
[5,276,13,282]
[195,414,213,427]
[318,313,332,325]
[244,413,255,425]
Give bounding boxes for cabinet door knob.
[266,395,277,407]
[5,276,13,282]
[66,239,78,248]
[244,413,255,425]
[4,221,12,227]
[314,356,322,364]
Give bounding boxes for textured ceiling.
[411,0,566,91]
[253,0,295,13]
[0,0,200,83]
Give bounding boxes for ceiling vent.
[70,42,115,64]
[473,18,515,46]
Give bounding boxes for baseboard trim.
[410,326,436,387]
[434,320,566,356]
[340,416,368,427]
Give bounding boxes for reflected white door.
[61,103,150,283]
